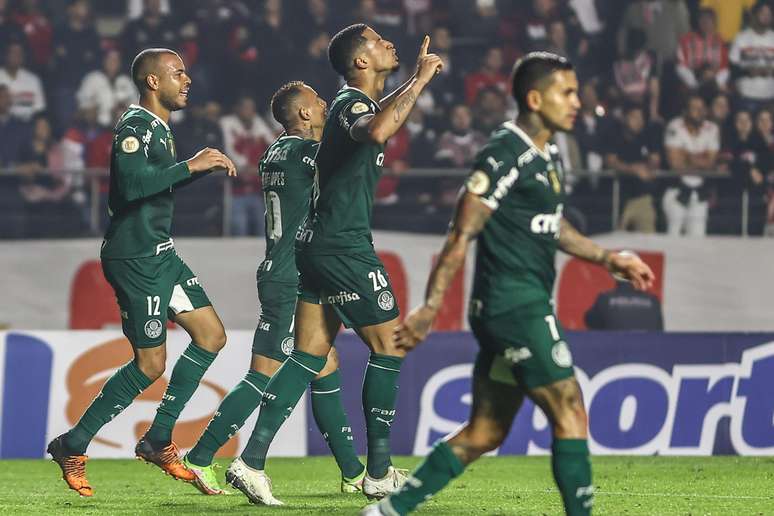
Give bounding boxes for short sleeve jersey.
[257,135,318,285]
[101,104,190,259]
[298,86,384,255]
[467,121,566,318]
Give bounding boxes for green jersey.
[297,86,384,255]
[466,121,566,318]
[101,104,191,259]
[257,135,318,284]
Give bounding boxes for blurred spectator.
[676,8,729,93]
[76,49,137,127]
[404,108,438,168]
[121,0,178,64]
[0,0,26,56]
[426,25,459,111]
[0,84,29,166]
[0,42,45,121]
[612,29,661,123]
[17,114,79,238]
[11,0,53,71]
[575,79,612,170]
[709,92,732,143]
[585,279,664,330]
[450,0,500,45]
[755,108,774,147]
[50,0,101,131]
[464,46,508,105]
[220,96,274,236]
[663,93,720,236]
[434,104,486,168]
[473,86,507,136]
[175,100,224,161]
[700,0,757,43]
[377,126,410,205]
[520,0,560,50]
[719,109,770,234]
[251,0,295,103]
[299,31,338,103]
[618,0,691,68]
[729,2,774,111]
[605,104,661,233]
[294,0,339,40]
[568,0,605,37]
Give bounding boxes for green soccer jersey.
[257,135,318,284]
[101,104,191,259]
[466,121,566,318]
[297,86,385,255]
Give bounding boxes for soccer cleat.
[182,455,226,495]
[225,457,283,506]
[134,436,195,482]
[360,499,401,516]
[362,466,409,500]
[47,434,93,497]
[342,467,367,493]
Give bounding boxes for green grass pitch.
[1,456,771,515]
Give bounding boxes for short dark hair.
[511,51,574,112]
[270,81,307,128]
[328,23,368,78]
[130,48,178,91]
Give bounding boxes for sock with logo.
[552,438,593,516]
[362,353,403,478]
[311,369,364,479]
[186,369,270,467]
[386,440,465,515]
[64,360,153,454]
[145,342,218,446]
[241,349,325,470]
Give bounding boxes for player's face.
[300,85,328,129]
[360,26,399,73]
[156,53,191,111]
[537,70,580,132]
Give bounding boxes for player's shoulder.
[115,105,167,134]
[332,86,378,113]
[475,122,526,165]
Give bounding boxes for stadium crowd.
[1,0,774,237]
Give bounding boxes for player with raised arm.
[362,52,655,516]
[47,48,237,497]
[180,81,366,500]
[227,25,444,505]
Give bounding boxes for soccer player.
[47,48,237,497]
[181,81,366,501]
[362,52,655,515]
[227,25,444,504]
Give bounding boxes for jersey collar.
[341,85,381,111]
[503,120,550,160]
[129,103,171,131]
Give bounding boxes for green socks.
[363,353,403,478]
[386,440,464,515]
[552,439,594,515]
[311,370,364,479]
[241,349,325,470]
[145,342,218,445]
[186,369,270,467]
[64,360,152,454]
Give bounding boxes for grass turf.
[1,456,771,515]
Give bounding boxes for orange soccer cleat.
[134,436,195,482]
[47,434,94,497]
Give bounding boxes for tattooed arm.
[394,192,493,350]
[559,218,655,291]
[350,35,443,145]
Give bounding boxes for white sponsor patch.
[144,319,163,339]
[351,102,369,114]
[121,136,139,153]
[466,170,490,195]
[281,337,295,356]
[552,341,573,368]
[377,291,395,311]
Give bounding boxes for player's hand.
[606,251,655,291]
[186,148,238,176]
[415,35,444,85]
[393,304,437,351]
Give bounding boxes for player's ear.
[299,106,312,122]
[526,89,542,112]
[354,53,368,71]
[145,73,160,92]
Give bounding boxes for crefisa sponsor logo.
[413,342,774,456]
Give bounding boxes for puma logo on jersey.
[535,172,550,187]
[486,156,504,172]
[530,204,563,237]
[159,138,167,149]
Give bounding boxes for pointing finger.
[419,35,430,57]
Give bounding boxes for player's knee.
[199,326,227,352]
[462,425,507,454]
[136,356,166,381]
[369,337,406,358]
[552,403,588,438]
